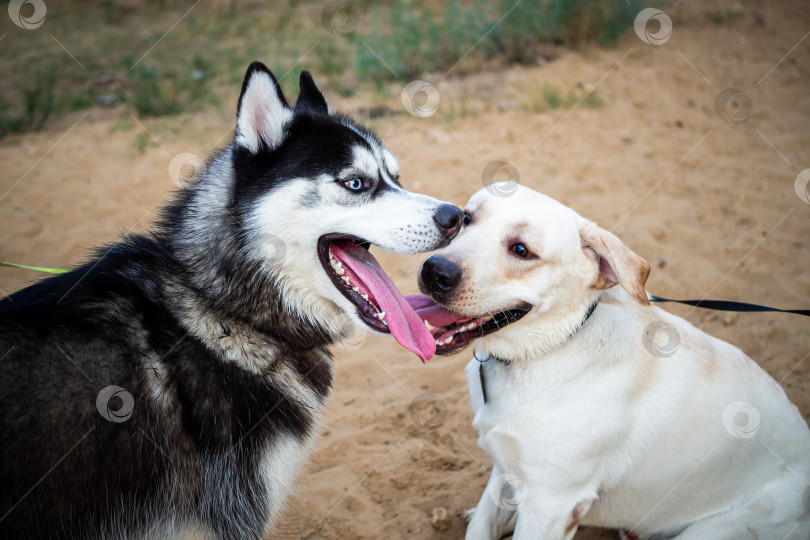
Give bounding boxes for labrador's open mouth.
[317,234,435,362]
[405,295,530,355]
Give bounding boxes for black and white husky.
[0,62,461,539]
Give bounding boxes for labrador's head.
[412,184,650,361]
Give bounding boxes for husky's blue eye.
[463,212,472,225]
[343,177,364,192]
[510,243,530,258]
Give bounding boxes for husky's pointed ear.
[295,71,328,114]
[580,221,651,305]
[235,62,292,153]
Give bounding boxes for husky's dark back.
[0,221,334,539]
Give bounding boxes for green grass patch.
[0,65,56,138]
[525,82,605,113]
[706,8,744,25]
[0,0,639,138]
[355,0,644,80]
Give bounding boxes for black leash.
[648,295,810,317]
[475,349,490,405]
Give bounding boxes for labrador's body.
[466,297,809,540]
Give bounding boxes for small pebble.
[720,312,738,326]
[431,507,451,531]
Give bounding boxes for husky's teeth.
[446,335,454,343]
[342,276,350,284]
[352,286,359,292]
[424,320,436,331]
[336,267,345,275]
[378,311,386,321]
[361,294,368,301]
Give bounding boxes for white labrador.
[413,185,810,540]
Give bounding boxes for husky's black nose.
[433,204,464,240]
[421,255,462,292]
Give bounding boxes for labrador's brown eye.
[510,243,530,257]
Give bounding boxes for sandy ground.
[1,2,809,539]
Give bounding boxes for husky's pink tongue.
[330,242,436,362]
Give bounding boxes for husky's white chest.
[258,429,321,534]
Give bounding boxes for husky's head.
[225,62,462,361]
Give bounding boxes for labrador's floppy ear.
[295,71,328,115]
[235,62,292,153]
[580,221,651,305]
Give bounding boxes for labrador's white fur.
[440,185,810,540]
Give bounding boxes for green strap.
[0,261,69,274]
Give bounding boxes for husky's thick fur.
[0,62,461,539]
